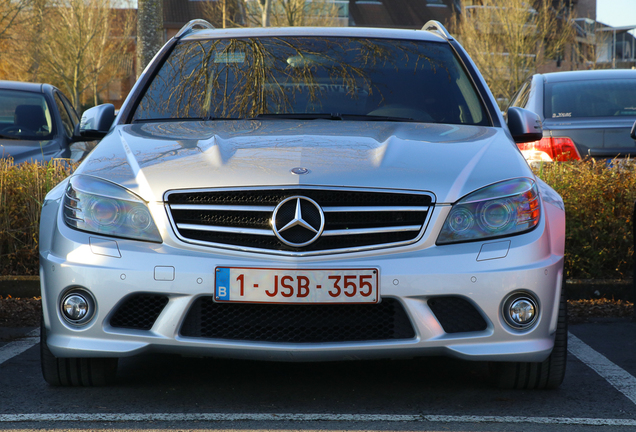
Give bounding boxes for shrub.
[0,159,75,275]
[534,159,636,280]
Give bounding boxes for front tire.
[489,287,567,390]
[40,318,118,386]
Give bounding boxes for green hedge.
[0,159,634,279]
[534,160,635,280]
[0,159,75,276]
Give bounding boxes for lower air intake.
[428,296,488,333]
[109,294,169,330]
[180,297,415,343]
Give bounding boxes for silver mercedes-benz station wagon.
[39,21,567,388]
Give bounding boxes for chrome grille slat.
[323,206,430,213]
[177,223,275,236]
[320,225,423,236]
[166,187,434,255]
[170,204,276,212]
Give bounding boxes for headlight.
[437,178,540,245]
[63,175,162,243]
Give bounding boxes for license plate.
[214,267,379,304]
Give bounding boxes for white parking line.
[568,332,636,405]
[0,329,39,366]
[0,413,635,426]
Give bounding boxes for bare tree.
[0,0,28,44]
[241,0,342,27]
[1,0,135,109]
[273,0,341,27]
[257,0,272,27]
[451,0,575,106]
[25,0,47,82]
[276,0,305,26]
[201,0,247,28]
[203,0,272,28]
[88,7,135,106]
[0,0,34,79]
[137,0,163,77]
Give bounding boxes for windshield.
[133,36,489,126]
[0,90,54,140]
[545,78,636,119]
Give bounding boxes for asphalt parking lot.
[0,310,635,431]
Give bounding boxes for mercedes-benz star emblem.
[291,167,309,175]
[272,196,325,247]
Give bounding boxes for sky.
[596,0,636,33]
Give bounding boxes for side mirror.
[631,120,636,141]
[507,107,543,143]
[76,104,115,140]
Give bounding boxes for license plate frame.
[214,267,379,304]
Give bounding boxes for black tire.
[489,287,567,390]
[40,317,118,387]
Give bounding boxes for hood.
[75,120,532,204]
[0,139,62,164]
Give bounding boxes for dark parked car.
[0,81,85,163]
[508,69,636,162]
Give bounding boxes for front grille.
[180,297,415,343]
[166,188,433,254]
[109,294,169,330]
[427,297,488,334]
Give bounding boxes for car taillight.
[517,137,581,162]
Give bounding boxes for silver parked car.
[39,21,567,389]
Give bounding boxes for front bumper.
[40,201,565,363]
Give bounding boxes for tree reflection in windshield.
[133,36,488,126]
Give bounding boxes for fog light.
[510,299,535,325]
[503,293,538,329]
[63,295,88,320]
[60,289,95,325]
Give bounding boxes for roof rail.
[421,20,454,41]
[176,19,215,38]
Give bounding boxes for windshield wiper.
[253,113,415,122]
[345,114,416,122]
[133,117,205,123]
[254,113,344,120]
